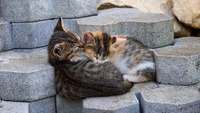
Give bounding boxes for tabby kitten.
[48,18,133,99]
[83,31,156,83]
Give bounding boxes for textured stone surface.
[77,13,173,48]
[0,48,56,101]
[56,95,83,113]
[153,46,200,85]
[173,0,200,29]
[0,97,56,113]
[1,0,97,22]
[174,37,200,47]
[12,19,77,49]
[141,86,200,113]
[53,0,97,19]
[0,100,29,113]
[83,90,139,113]
[98,8,141,16]
[1,0,53,22]
[0,19,12,52]
[12,20,56,48]
[29,97,56,113]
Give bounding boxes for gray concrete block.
[56,95,83,113]
[63,19,78,33]
[12,20,56,48]
[141,86,200,113]
[1,0,54,22]
[0,97,56,113]
[12,19,77,49]
[1,0,97,22]
[77,13,174,48]
[0,19,13,52]
[153,46,200,85]
[83,91,139,113]
[53,0,97,19]
[0,48,56,101]
[29,97,56,113]
[98,8,141,16]
[175,37,200,47]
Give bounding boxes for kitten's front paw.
[123,74,140,83]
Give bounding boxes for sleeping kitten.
[83,31,117,63]
[48,18,133,99]
[83,31,156,83]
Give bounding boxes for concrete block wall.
[0,0,200,112]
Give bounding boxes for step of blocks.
[0,97,56,113]
[1,0,97,22]
[0,19,13,52]
[141,86,200,113]
[77,13,174,48]
[56,82,158,113]
[12,19,77,49]
[0,48,56,101]
[153,43,200,85]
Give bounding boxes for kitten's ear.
[83,32,94,44]
[111,36,117,44]
[53,42,65,57]
[54,17,65,32]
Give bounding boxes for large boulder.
[172,0,200,29]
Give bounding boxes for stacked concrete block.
[0,19,13,52]
[0,97,56,113]
[83,91,139,113]
[53,0,97,19]
[174,37,200,47]
[12,20,57,48]
[1,0,97,22]
[153,42,200,85]
[0,47,56,101]
[1,0,54,22]
[77,13,174,48]
[141,86,200,113]
[56,82,158,113]
[98,8,141,16]
[56,95,83,113]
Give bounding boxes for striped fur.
[48,18,133,99]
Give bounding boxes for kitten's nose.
[78,42,84,48]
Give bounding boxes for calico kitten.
[48,18,133,99]
[83,31,117,63]
[83,31,156,83]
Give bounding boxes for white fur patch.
[127,61,155,75]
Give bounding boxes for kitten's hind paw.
[123,74,145,83]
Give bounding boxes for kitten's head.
[83,31,116,63]
[48,18,84,65]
